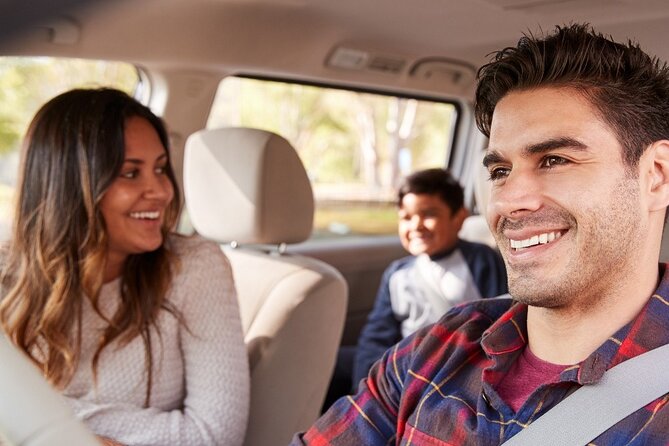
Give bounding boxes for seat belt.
[501,343,669,446]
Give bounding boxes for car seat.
[183,127,348,446]
[0,333,98,446]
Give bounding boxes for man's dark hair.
[398,168,464,213]
[475,23,669,168]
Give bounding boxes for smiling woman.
[100,116,175,282]
[0,88,249,446]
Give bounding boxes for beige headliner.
[3,0,669,100]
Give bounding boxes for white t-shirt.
[389,251,482,337]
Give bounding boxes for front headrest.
[184,127,314,245]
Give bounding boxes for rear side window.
[0,57,141,240]
[207,77,457,239]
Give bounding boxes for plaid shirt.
[292,265,669,445]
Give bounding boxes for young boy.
[352,168,507,384]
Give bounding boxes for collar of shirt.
[427,239,461,261]
[480,264,669,387]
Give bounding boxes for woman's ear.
[645,140,669,212]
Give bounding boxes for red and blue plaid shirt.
[292,265,669,445]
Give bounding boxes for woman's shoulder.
[166,234,231,276]
[164,234,237,310]
[167,233,221,254]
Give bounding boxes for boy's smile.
[398,192,465,257]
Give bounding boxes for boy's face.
[398,192,466,256]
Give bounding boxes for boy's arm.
[352,265,403,386]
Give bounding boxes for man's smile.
[509,230,564,251]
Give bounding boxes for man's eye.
[541,155,568,168]
[488,167,510,181]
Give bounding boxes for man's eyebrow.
[482,151,504,168]
[482,137,587,168]
[525,137,587,155]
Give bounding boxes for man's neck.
[526,264,660,365]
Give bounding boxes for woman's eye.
[541,155,568,168]
[155,165,167,175]
[488,167,510,181]
[120,170,138,179]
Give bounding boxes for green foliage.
[207,76,459,237]
[0,57,139,240]
[313,202,398,237]
[0,57,138,157]
[410,101,454,168]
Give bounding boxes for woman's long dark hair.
[0,88,182,405]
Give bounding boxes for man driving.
[292,23,669,445]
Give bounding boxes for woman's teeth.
[130,211,159,220]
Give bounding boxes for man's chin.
[509,282,567,308]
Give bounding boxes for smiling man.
[292,24,669,445]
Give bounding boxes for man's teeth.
[510,231,562,250]
[130,211,159,220]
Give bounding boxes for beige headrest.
[184,127,314,245]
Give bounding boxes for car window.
[207,76,458,239]
[0,56,141,241]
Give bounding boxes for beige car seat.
[184,127,348,446]
[0,333,98,446]
[458,149,497,248]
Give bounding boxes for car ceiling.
[2,0,669,99]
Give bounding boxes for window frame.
[216,73,463,169]
[207,73,467,241]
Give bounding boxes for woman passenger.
[0,88,249,446]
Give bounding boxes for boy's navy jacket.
[353,239,508,384]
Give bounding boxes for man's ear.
[645,140,669,212]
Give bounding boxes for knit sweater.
[63,235,249,446]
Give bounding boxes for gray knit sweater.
[64,235,249,445]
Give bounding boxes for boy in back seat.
[352,168,507,385]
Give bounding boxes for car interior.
[3,0,669,444]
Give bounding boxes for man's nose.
[489,169,543,220]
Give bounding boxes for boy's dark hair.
[398,168,464,213]
[475,23,669,168]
